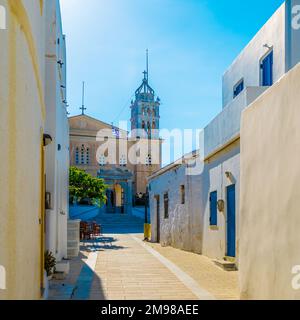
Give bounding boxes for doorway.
[155,195,160,243]
[40,136,46,296]
[226,184,236,258]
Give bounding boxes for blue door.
[226,185,236,257]
[261,51,273,86]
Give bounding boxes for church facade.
[69,69,162,214]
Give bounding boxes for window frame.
[233,78,244,99]
[260,49,273,87]
[75,147,79,165]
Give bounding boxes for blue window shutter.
[233,80,244,98]
[210,191,218,226]
[262,51,273,86]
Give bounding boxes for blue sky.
[60,0,284,161]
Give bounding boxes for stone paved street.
[145,241,239,300]
[89,234,200,300]
[49,230,239,300]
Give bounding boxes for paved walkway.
[145,241,239,300]
[49,232,239,300]
[88,234,210,300]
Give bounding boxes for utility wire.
[112,94,135,125]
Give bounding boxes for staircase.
[94,213,145,234]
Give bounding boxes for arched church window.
[81,145,85,165]
[152,121,156,129]
[142,121,145,129]
[75,147,79,165]
[146,154,152,166]
[86,148,90,165]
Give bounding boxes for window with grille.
[146,155,152,166]
[75,147,79,165]
[86,148,90,165]
[81,145,85,164]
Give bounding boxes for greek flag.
[112,126,120,138]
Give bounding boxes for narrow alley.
[49,215,239,300]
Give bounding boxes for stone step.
[213,260,237,272]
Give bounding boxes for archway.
[114,184,125,214]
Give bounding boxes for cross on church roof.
[80,105,87,115]
[80,81,87,115]
[143,70,147,80]
[135,50,155,96]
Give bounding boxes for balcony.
[203,86,269,159]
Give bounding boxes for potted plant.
[44,250,56,280]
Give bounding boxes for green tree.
[69,166,106,206]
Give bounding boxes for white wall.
[44,0,69,262]
[222,3,286,108]
[223,1,300,109]
[149,163,203,254]
[204,87,267,158]
[201,142,240,262]
[239,62,300,300]
[149,142,240,262]
[0,0,46,299]
[148,0,299,272]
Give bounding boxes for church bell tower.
[130,51,162,199]
[130,50,160,139]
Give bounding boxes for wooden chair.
[91,222,102,238]
[80,221,92,240]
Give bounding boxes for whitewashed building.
[148,0,300,268]
[44,0,70,267]
[0,0,69,299]
[148,152,203,253]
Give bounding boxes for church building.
[69,63,162,214]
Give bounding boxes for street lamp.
[137,191,149,224]
[137,192,143,201]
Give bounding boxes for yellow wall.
[239,63,300,299]
[0,0,45,299]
